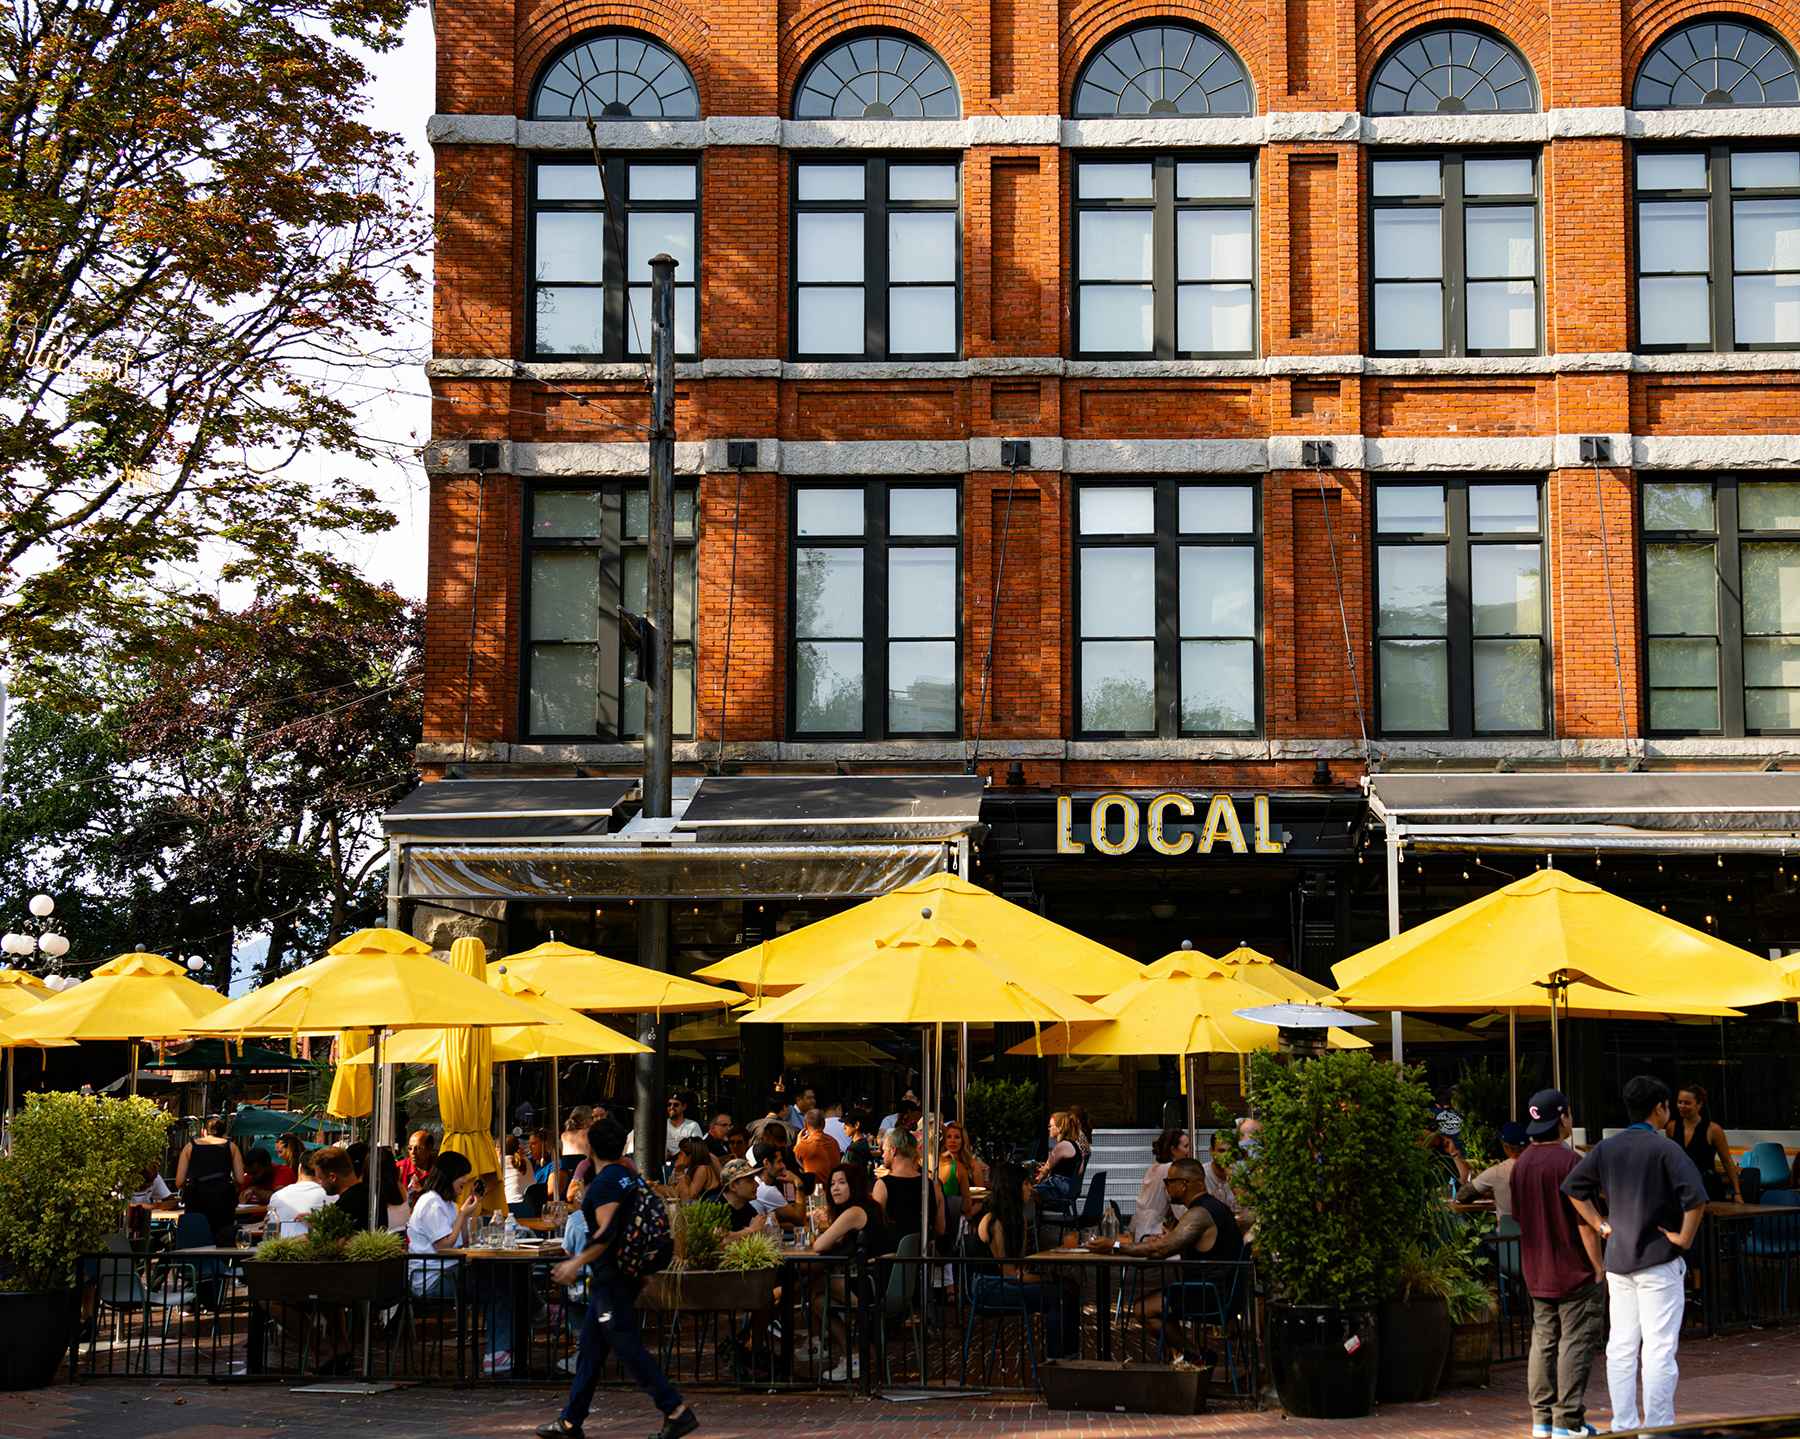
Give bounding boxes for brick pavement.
[1,1328,1796,1439]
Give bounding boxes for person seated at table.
[267,1148,329,1237]
[706,1158,773,1232]
[1134,1128,1191,1241]
[938,1121,988,1235]
[557,1174,590,1353]
[668,1137,722,1203]
[1033,1112,1083,1211]
[752,1143,806,1226]
[239,1147,277,1208]
[502,1135,533,1217]
[399,1130,438,1201]
[346,1141,369,1181]
[551,1108,592,1203]
[375,1149,411,1231]
[795,1109,841,1185]
[334,1144,397,1231]
[1456,1122,1527,1219]
[177,1117,247,1243]
[841,1111,876,1169]
[1665,1083,1744,1204]
[877,1097,920,1142]
[970,1160,1079,1358]
[529,1128,554,1185]
[406,1150,514,1374]
[130,1160,173,1207]
[704,1110,734,1160]
[873,1126,945,1249]
[725,1126,751,1163]
[270,1133,302,1190]
[810,1162,888,1380]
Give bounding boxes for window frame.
[1071,150,1260,360]
[1367,148,1543,358]
[527,154,702,362]
[1071,478,1264,740]
[1633,142,1800,354]
[518,481,699,742]
[1371,476,1552,739]
[785,479,964,740]
[788,155,963,362]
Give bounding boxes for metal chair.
[1742,1143,1794,1189]
[1742,1187,1800,1314]
[1159,1264,1250,1393]
[876,1232,926,1386]
[1038,1171,1106,1247]
[960,1270,1044,1390]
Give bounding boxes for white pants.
[1605,1256,1685,1431]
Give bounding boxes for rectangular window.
[1074,155,1257,358]
[530,159,699,359]
[1643,476,1800,733]
[1373,479,1547,736]
[1370,152,1540,357]
[1635,147,1800,351]
[1075,480,1260,737]
[789,482,960,737]
[523,485,696,738]
[792,159,959,359]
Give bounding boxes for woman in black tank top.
[1664,1083,1742,1203]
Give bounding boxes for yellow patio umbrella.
[0,970,54,1017]
[1779,952,1800,1002]
[439,938,502,1214]
[327,1029,372,1120]
[722,1039,890,1075]
[697,871,1144,1000]
[341,996,647,1065]
[0,996,72,1151]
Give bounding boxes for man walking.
[1563,1075,1707,1432]
[541,1118,697,1439]
[1511,1090,1606,1439]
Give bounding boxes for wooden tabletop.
[1706,1199,1800,1216]
[1449,1201,1497,1214]
[516,1215,561,1234]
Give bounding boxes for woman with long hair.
[670,1136,723,1203]
[1133,1127,1191,1240]
[175,1117,246,1244]
[937,1120,988,1242]
[1033,1112,1083,1210]
[503,1134,533,1216]
[405,1150,513,1374]
[376,1147,410,1231]
[810,1162,887,1381]
[971,1159,1078,1358]
[1665,1083,1743,1203]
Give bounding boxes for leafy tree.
[0,0,425,660]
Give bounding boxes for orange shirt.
[794,1128,841,1182]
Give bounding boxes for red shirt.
[398,1156,432,1194]
[268,1165,296,1190]
[1511,1142,1596,1300]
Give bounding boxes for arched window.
[532,34,701,119]
[1072,23,1253,117]
[793,33,959,119]
[1634,18,1800,107]
[1367,26,1537,114]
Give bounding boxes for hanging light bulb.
[1660,903,1668,912]
[1717,855,1724,867]
[1657,862,1664,873]
[1461,870,1470,880]
[37,932,69,959]
[1705,914,1715,926]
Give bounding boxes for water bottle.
[504,1214,519,1249]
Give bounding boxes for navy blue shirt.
[581,1161,634,1278]
[1563,1125,1707,1276]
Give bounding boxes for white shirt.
[666,1117,702,1157]
[878,1112,900,1136]
[502,1160,527,1206]
[1133,1162,1172,1241]
[823,1116,850,1149]
[267,1179,328,1237]
[406,1190,460,1296]
[751,1181,788,1217]
[131,1174,172,1206]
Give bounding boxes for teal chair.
[1742,1143,1793,1189]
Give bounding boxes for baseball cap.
[718,1158,758,1187]
[1525,1089,1569,1140]
[1499,1121,1529,1148]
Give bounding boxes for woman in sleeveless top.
[873,1127,944,1248]
[175,1117,245,1243]
[971,1160,1079,1357]
[937,1121,987,1242]
[1033,1112,1083,1210]
[1665,1083,1742,1203]
[810,1162,886,1381]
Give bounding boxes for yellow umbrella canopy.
[492,939,733,1014]
[3,952,228,1042]
[326,1028,373,1120]
[439,937,501,1212]
[1006,961,1277,1058]
[344,997,647,1065]
[0,970,54,1019]
[1778,952,1800,997]
[1206,945,1337,1003]
[698,871,1144,1000]
[1332,869,1790,1011]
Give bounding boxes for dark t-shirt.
[581,1161,635,1278]
[700,1189,759,1230]
[1512,1142,1595,1299]
[335,1181,380,1231]
[1563,1125,1707,1276]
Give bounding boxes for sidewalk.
[1,1327,1796,1439]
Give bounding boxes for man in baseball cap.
[713,1157,768,1232]
[1511,1089,1607,1439]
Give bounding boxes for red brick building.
[408,0,1800,1122]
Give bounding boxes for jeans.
[561,1276,684,1427]
[1034,1175,1074,1211]
[409,1258,514,1360]
[970,1274,1077,1358]
[1606,1256,1686,1431]
[1527,1281,1605,1433]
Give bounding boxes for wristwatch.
[1112,1239,1123,1253]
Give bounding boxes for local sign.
[1056,792,1286,857]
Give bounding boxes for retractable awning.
[383,778,633,842]
[1368,771,1800,854]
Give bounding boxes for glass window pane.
[888,547,955,637]
[889,286,957,354]
[1639,276,1711,345]
[530,551,600,641]
[1743,541,1800,633]
[1638,153,1706,191]
[1748,636,1800,688]
[625,285,697,354]
[537,165,603,201]
[534,491,601,538]
[1377,485,1446,534]
[1466,207,1535,277]
[1471,543,1543,634]
[1374,209,1442,279]
[622,547,646,614]
[528,645,596,734]
[1178,284,1254,352]
[1081,640,1155,731]
[1080,547,1155,636]
[1733,199,1800,271]
[1650,635,1718,687]
[795,641,865,732]
[1079,211,1153,281]
[1650,681,1720,731]
[1468,281,1536,349]
[625,490,647,538]
[1734,273,1800,345]
[794,547,864,638]
[1078,163,1153,199]
[1645,543,1718,633]
[629,164,696,200]
[1378,544,1448,634]
[536,212,604,282]
[1379,639,1449,730]
[1745,681,1800,730]
[797,287,864,354]
[628,212,694,278]
[1080,487,1155,535]
[889,165,957,201]
[890,487,957,536]
[1372,159,1441,197]
[1639,202,1710,272]
[797,165,864,201]
[1178,486,1254,534]
[1473,638,1544,731]
[1470,484,1540,532]
[1181,639,1255,733]
[1080,285,1154,352]
[671,645,695,736]
[1177,162,1253,199]
[888,640,956,732]
[1643,481,1715,530]
[1465,158,1534,196]
[1732,151,1800,189]
[798,212,864,282]
[1375,283,1444,350]
[674,552,695,637]
[797,488,865,536]
[1180,546,1254,637]
[1741,481,1800,529]
[535,287,605,354]
[889,212,956,282]
[1177,210,1253,280]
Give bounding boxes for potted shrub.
[240,1206,407,1305]
[1236,1051,1434,1419]
[642,1202,779,1312]
[1436,1231,1499,1389]
[1379,1242,1454,1403]
[0,1091,170,1389]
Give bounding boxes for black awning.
[383,778,633,842]
[674,773,985,843]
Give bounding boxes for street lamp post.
[1,893,72,1148]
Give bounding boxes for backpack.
[609,1173,674,1280]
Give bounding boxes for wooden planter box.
[640,1268,779,1313]
[241,1257,407,1307]
[1444,1314,1497,1389]
[1043,1359,1208,1414]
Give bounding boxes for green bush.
[1237,1051,1436,1310]
[673,1200,729,1271]
[964,1077,1040,1161]
[0,1092,170,1291]
[302,1202,357,1259]
[717,1231,782,1272]
[254,1235,311,1262]
[345,1230,406,1263]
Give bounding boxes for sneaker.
[1533,1426,1553,1438]
[1552,1427,1598,1437]
[482,1348,513,1376]
[824,1356,861,1382]
[555,1354,579,1375]
[653,1409,699,1439]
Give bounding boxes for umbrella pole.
[4,1048,12,1154]
[957,1021,968,1124]
[1185,1055,1198,1157]
[1385,827,1405,1066]
[921,1025,934,1263]
[363,1027,385,1382]
[1508,1010,1519,1120]
[129,1043,138,1097]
